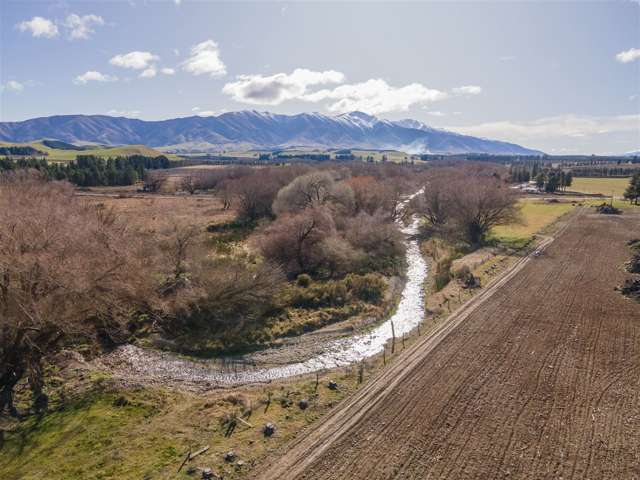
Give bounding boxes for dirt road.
[255,209,640,480]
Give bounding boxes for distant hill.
[0,140,174,161]
[0,111,544,156]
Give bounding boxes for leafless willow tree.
[143,171,167,193]
[272,171,354,215]
[255,207,336,277]
[413,165,519,246]
[0,172,156,416]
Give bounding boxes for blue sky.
[1,0,639,154]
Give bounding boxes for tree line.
[0,154,172,187]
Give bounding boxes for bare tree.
[344,212,405,274]
[230,172,282,222]
[346,175,402,219]
[180,172,202,194]
[272,171,354,216]
[160,223,201,294]
[143,171,167,193]
[411,169,456,228]
[0,172,156,416]
[415,165,519,246]
[255,207,335,276]
[448,175,520,246]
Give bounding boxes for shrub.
[289,273,386,309]
[345,273,386,304]
[290,280,349,309]
[296,273,312,288]
[435,257,453,291]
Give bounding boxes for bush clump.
[290,273,386,309]
[435,257,453,291]
[296,273,312,288]
[344,273,386,304]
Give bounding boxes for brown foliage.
[346,175,402,219]
[0,171,157,415]
[255,207,336,277]
[413,164,519,246]
[272,171,354,216]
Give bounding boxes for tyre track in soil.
[254,208,640,480]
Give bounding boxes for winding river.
[106,192,428,386]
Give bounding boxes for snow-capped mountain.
[0,110,543,155]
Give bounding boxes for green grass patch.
[0,392,179,480]
[490,200,575,245]
[571,177,631,198]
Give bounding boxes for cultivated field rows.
[256,208,640,480]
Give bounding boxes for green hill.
[0,140,178,162]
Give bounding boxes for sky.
[1,0,639,155]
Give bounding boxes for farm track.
[255,208,640,480]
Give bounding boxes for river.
[105,191,427,386]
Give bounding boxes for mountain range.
[0,111,543,156]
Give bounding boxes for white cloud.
[424,110,445,117]
[302,79,447,114]
[452,85,482,95]
[107,109,141,117]
[616,48,640,63]
[2,80,25,93]
[74,71,117,85]
[223,68,345,105]
[17,16,59,38]
[191,106,225,117]
[449,114,640,141]
[140,67,157,78]
[63,14,104,40]
[161,67,176,75]
[175,0,182,4]
[110,51,159,70]
[499,56,516,62]
[182,40,226,77]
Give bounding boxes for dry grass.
[81,194,235,233]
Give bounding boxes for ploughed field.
[256,208,640,480]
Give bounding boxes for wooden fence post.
[391,320,396,354]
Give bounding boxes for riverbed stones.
[223,451,236,462]
[263,422,276,437]
[328,380,338,390]
[298,399,309,410]
[201,468,215,479]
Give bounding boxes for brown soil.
[254,208,640,480]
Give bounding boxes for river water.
[108,193,427,386]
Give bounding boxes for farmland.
[490,199,576,246]
[570,176,631,197]
[258,207,640,480]
[0,140,177,162]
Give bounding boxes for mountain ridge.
[0,111,544,155]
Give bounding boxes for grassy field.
[0,140,178,162]
[570,177,631,198]
[0,362,379,479]
[174,148,419,163]
[490,199,576,246]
